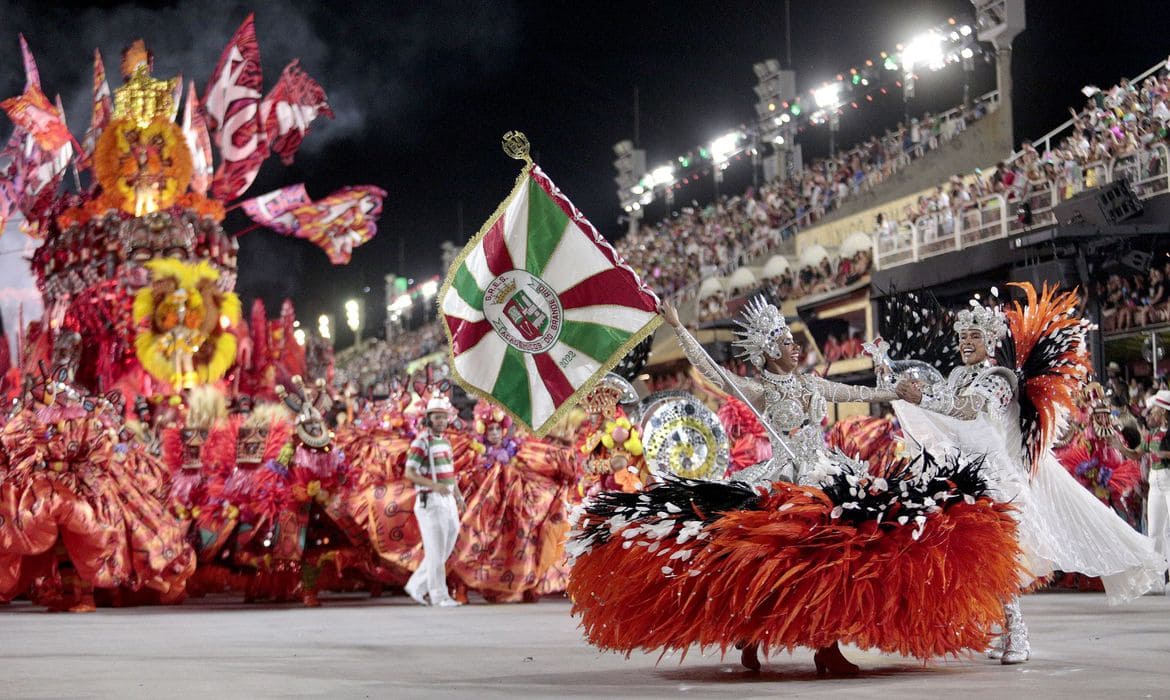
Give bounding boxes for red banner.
[204,14,267,201]
[261,60,333,165]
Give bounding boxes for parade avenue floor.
[2,591,1167,699]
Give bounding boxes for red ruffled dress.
[451,428,577,602]
[0,402,194,605]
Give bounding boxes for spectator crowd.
[882,66,1170,253]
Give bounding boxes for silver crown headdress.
[733,296,791,368]
[953,300,1008,347]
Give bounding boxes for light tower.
[753,58,798,184]
[613,139,646,236]
[344,298,362,348]
[971,0,1026,146]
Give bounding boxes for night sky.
[2,0,1167,346]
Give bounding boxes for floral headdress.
[953,299,1008,348]
[473,400,512,435]
[732,296,791,368]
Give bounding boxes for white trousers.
[1148,470,1170,578]
[405,491,460,604]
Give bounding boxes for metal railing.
[874,141,1170,270]
[1022,60,1167,158]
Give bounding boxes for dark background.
[2,0,1166,346]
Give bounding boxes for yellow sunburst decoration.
[133,259,240,390]
[94,116,192,216]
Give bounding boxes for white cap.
[426,396,453,415]
[1147,390,1170,411]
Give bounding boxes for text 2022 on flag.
[440,132,661,436]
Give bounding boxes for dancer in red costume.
[0,331,194,611]
[1054,383,1143,518]
[202,401,303,600]
[575,375,649,496]
[159,386,235,572]
[449,400,576,602]
[274,376,352,606]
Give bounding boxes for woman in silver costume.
[661,296,898,673]
[893,298,1166,665]
[661,297,898,487]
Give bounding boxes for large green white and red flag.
[439,134,661,436]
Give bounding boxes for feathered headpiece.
[732,296,791,368]
[954,300,1008,348]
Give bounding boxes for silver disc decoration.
[639,393,730,481]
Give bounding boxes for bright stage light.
[813,83,841,110]
[293,328,306,346]
[318,314,331,340]
[902,31,946,72]
[709,131,741,164]
[649,164,675,186]
[420,279,439,299]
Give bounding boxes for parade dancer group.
[567,283,1166,674]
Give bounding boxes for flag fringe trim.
[438,161,663,437]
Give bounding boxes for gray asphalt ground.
[1,590,1167,699]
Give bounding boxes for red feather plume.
[1002,282,1092,478]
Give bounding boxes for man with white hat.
[1145,389,1170,591]
[403,395,465,607]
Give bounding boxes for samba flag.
[240,184,384,264]
[78,49,113,170]
[181,83,214,195]
[240,183,309,234]
[18,35,40,90]
[261,60,334,165]
[439,134,661,435]
[204,13,266,201]
[0,84,73,152]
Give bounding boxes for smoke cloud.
[0,0,520,154]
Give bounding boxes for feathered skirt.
[566,452,1023,660]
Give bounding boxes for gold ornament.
[502,131,532,164]
[113,41,177,128]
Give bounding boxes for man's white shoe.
[405,586,429,606]
[436,597,462,608]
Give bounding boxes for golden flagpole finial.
[502,131,532,164]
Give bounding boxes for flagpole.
[680,328,797,461]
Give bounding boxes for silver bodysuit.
[918,363,1015,421]
[675,327,897,485]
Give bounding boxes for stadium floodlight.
[420,279,439,299]
[639,191,654,206]
[293,328,306,346]
[649,164,675,187]
[318,314,332,340]
[959,24,973,36]
[390,294,413,312]
[902,31,946,72]
[710,131,740,164]
[960,47,975,59]
[345,299,361,330]
[813,83,842,110]
[630,183,645,195]
[753,58,782,80]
